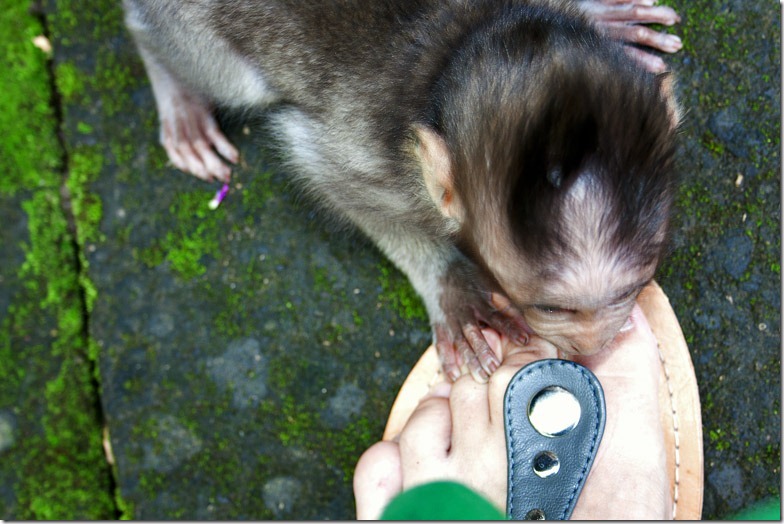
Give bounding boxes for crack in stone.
[34,3,123,519]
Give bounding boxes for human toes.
[487,336,559,415]
[354,441,403,520]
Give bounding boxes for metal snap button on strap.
[504,359,606,520]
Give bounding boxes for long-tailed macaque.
[124,0,682,381]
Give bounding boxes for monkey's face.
[482,199,661,357]
[514,263,655,356]
[490,252,656,356]
[488,172,667,356]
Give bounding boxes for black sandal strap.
[504,359,606,520]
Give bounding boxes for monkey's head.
[415,19,679,356]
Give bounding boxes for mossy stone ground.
[0,0,779,519]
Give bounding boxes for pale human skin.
[353,304,671,519]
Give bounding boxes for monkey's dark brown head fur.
[433,1,677,273]
[423,1,679,355]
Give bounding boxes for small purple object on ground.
[208,183,230,210]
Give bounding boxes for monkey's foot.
[579,0,682,73]
[157,87,239,183]
[434,291,532,384]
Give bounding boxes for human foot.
[354,305,671,519]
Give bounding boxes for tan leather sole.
[382,281,704,519]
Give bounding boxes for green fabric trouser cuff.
[728,497,781,520]
[380,481,505,520]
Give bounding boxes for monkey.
[123,0,682,382]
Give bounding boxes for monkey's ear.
[656,72,682,129]
[414,125,464,222]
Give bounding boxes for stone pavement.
[0,0,780,519]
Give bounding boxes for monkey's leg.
[134,44,239,183]
[578,0,682,72]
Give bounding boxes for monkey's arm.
[134,43,238,183]
[123,0,289,183]
[124,7,239,182]
[370,228,529,383]
[360,127,530,383]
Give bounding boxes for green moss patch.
[376,259,427,322]
[0,0,117,519]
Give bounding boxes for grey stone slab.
[48,4,429,518]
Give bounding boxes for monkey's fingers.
[192,137,233,182]
[583,3,681,26]
[580,2,683,64]
[161,123,192,173]
[455,337,485,383]
[434,324,462,382]
[459,323,500,383]
[185,113,235,183]
[586,0,671,5]
[488,292,532,347]
[159,96,237,183]
[204,117,240,165]
[591,0,657,5]
[606,24,682,54]
[623,46,667,73]
[162,119,217,182]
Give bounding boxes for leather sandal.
[383,280,704,520]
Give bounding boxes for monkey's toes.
[159,98,238,183]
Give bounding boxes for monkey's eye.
[613,286,643,305]
[533,305,572,315]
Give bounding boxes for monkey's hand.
[156,84,239,183]
[578,0,682,73]
[434,268,531,384]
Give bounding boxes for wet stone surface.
[0,0,779,520]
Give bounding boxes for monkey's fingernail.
[664,35,682,52]
[447,368,461,382]
[484,358,499,375]
[471,367,490,383]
